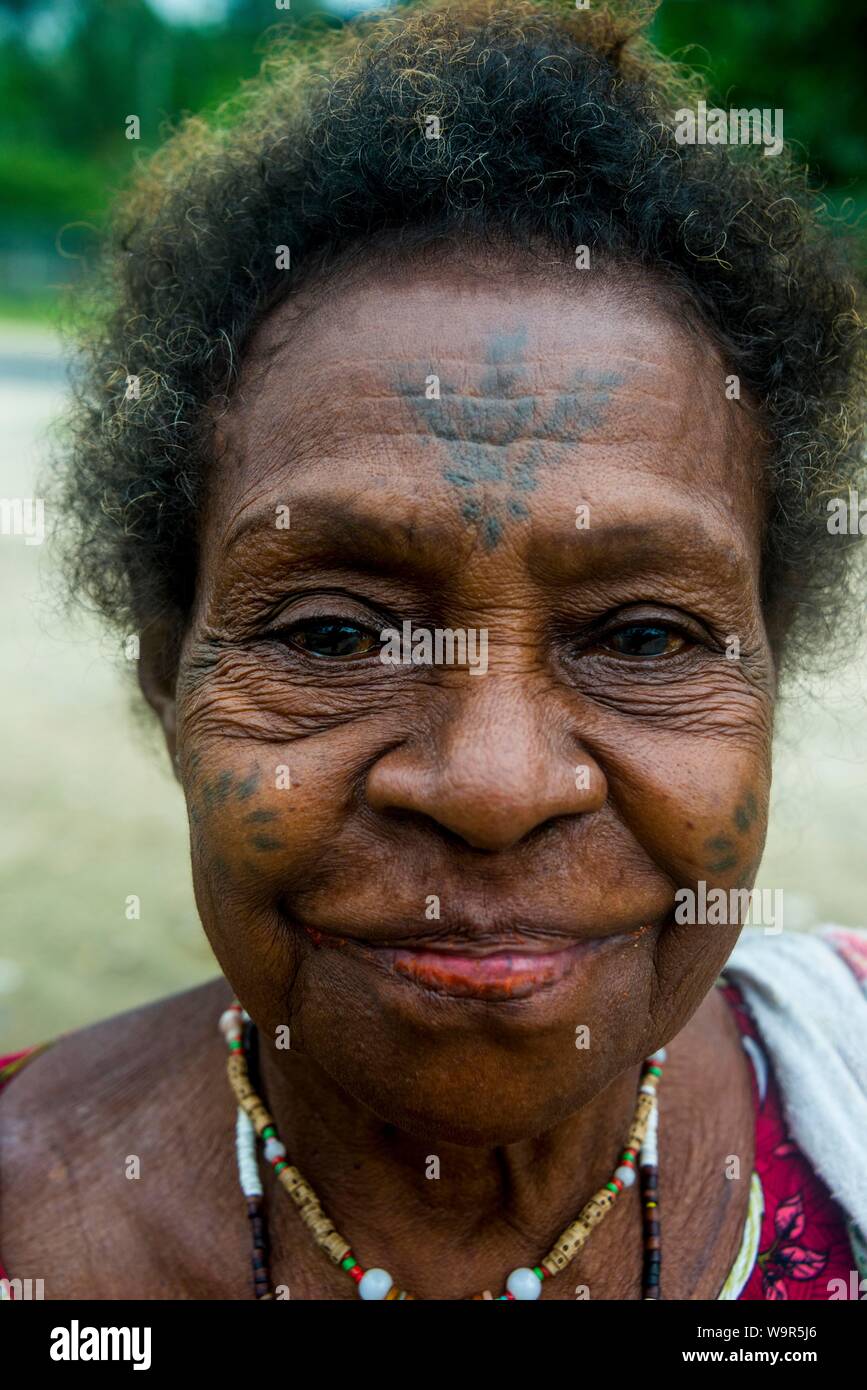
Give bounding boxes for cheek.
[627,734,771,1012]
[177,732,315,1045]
[624,731,772,1036]
[591,675,774,890]
[583,688,773,1034]
[181,733,332,898]
[177,673,402,1030]
[622,742,770,888]
[174,641,425,891]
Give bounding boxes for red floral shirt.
[720,979,858,1300]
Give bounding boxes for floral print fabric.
[721,980,858,1300]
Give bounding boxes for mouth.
[299,922,652,1001]
[388,940,609,999]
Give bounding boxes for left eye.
[601,624,685,658]
[285,620,380,659]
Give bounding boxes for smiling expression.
[164,253,775,1144]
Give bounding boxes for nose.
[365,680,606,852]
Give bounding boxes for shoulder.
[724,923,867,1066]
[817,925,867,989]
[725,925,867,1238]
[0,976,232,1135]
[727,924,867,1015]
[0,977,241,1298]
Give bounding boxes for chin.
[288,952,657,1145]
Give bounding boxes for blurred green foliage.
[0,0,863,320]
[651,0,866,220]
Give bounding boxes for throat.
[238,987,752,1301]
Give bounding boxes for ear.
[138,615,183,777]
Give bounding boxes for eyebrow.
[220,494,752,592]
[528,513,749,588]
[222,497,459,578]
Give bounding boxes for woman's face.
[165,259,775,1144]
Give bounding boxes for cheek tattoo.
[704,793,762,875]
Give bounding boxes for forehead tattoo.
[397,326,626,548]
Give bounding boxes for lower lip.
[388,943,598,1000]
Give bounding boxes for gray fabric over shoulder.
[726,925,867,1236]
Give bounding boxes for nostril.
[373,804,492,852]
[365,721,606,851]
[370,800,580,855]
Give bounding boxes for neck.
[256,1039,645,1299]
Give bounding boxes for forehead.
[206,261,764,574]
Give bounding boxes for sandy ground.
[1,330,865,1051]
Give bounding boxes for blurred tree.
[0,0,862,317]
[652,0,866,219]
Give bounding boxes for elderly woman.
[1,0,865,1302]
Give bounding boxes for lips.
[390,942,597,999]
[298,920,644,1001]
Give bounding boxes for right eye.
[281,619,381,660]
[599,622,686,659]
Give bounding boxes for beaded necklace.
[220,1001,665,1300]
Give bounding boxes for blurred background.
[1,0,865,1050]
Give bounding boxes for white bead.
[506,1267,543,1300]
[641,1098,660,1167]
[358,1268,393,1301]
[219,1008,242,1041]
[614,1164,636,1187]
[264,1137,287,1163]
[649,1048,667,1063]
[234,1108,262,1198]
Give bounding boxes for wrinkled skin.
[176,256,773,1138]
[0,253,775,1298]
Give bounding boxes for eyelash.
[279,617,384,660]
[269,612,702,663]
[584,619,695,660]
